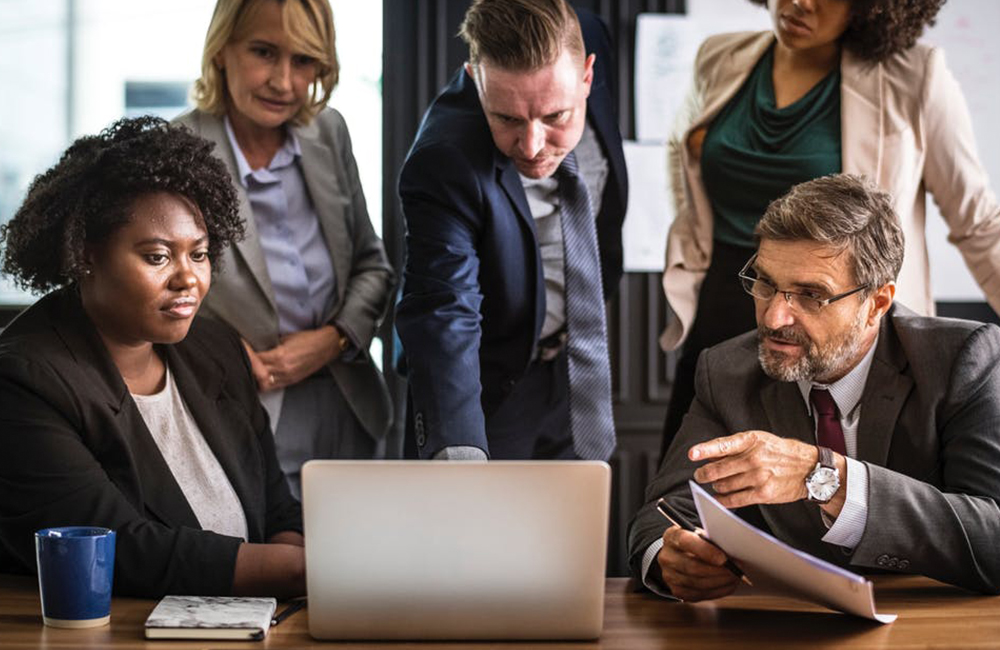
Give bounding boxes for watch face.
[807,467,839,502]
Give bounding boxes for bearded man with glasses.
[629,173,1000,602]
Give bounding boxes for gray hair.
[755,173,904,292]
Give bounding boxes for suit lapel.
[692,32,774,134]
[50,292,202,529]
[856,315,913,466]
[840,49,884,183]
[295,120,351,308]
[197,113,278,310]
[497,158,546,339]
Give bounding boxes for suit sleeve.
[660,37,713,351]
[396,142,488,457]
[627,347,730,583]
[0,356,242,598]
[851,324,1000,594]
[921,47,1000,315]
[325,111,396,353]
[223,325,303,539]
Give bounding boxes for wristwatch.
[805,446,840,504]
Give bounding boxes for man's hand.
[255,325,342,391]
[657,525,740,602]
[690,430,821,508]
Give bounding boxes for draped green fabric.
[702,45,842,248]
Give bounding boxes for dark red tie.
[809,388,847,456]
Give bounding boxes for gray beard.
[757,311,867,383]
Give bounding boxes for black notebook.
[144,595,276,640]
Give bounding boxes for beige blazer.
[661,31,1000,351]
[174,108,395,440]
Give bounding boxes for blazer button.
[897,559,910,570]
[887,557,898,568]
[876,554,889,567]
[414,412,425,447]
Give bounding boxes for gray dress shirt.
[224,117,337,336]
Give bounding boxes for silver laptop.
[301,460,610,640]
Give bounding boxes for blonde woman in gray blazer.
[176,0,393,496]
[659,0,1000,456]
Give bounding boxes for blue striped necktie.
[556,151,616,460]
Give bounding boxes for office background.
[1,0,998,576]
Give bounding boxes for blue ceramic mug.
[34,527,116,628]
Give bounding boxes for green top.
[701,44,842,248]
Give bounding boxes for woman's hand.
[232,537,305,598]
[241,339,274,393]
[256,325,342,391]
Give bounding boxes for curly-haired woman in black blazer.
[0,116,304,598]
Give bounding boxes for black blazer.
[396,9,628,457]
[0,287,302,597]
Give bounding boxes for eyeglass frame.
[737,253,870,315]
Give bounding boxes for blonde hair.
[193,0,339,125]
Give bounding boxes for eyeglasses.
[737,254,869,315]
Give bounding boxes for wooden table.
[2,574,998,648]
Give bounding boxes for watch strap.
[817,445,835,470]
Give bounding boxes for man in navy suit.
[397,0,628,461]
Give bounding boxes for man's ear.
[464,62,478,87]
[867,282,895,326]
[581,53,595,96]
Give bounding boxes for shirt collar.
[223,115,300,187]
[797,333,879,418]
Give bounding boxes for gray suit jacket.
[629,304,1000,594]
[174,108,394,440]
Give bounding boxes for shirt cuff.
[640,538,679,599]
[332,321,362,362]
[821,456,869,549]
[433,445,488,461]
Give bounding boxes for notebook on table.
[144,595,275,640]
[302,460,611,641]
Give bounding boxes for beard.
[757,309,868,383]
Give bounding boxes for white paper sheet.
[690,481,896,623]
[634,14,701,143]
[622,141,670,272]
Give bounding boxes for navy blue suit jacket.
[396,10,628,458]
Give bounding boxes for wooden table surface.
[2,574,998,649]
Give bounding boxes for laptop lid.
[302,460,610,640]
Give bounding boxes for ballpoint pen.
[656,498,753,587]
[271,599,307,627]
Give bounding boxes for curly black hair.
[0,115,243,294]
[749,0,947,63]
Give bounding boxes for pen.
[656,498,753,587]
[271,598,306,627]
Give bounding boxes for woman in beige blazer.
[660,0,1000,456]
[176,0,394,496]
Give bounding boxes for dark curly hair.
[0,115,243,294]
[749,0,947,63]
